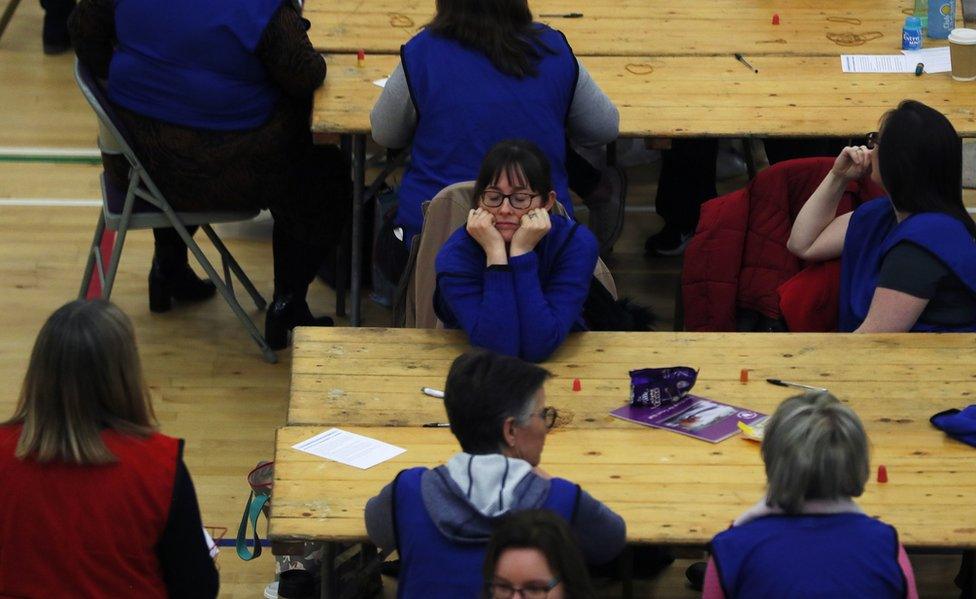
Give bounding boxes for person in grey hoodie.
[365,349,626,599]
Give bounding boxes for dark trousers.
[40,0,74,42]
[566,145,602,200]
[656,139,719,233]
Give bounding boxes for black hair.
[877,100,976,238]
[482,510,597,599]
[472,139,554,208]
[427,0,554,78]
[444,350,550,454]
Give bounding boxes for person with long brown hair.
[370,0,621,249]
[0,300,218,598]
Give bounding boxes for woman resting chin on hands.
[787,100,976,332]
[436,140,598,362]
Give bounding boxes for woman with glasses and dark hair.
[483,510,597,599]
[434,140,599,362]
[369,0,620,247]
[704,393,917,598]
[0,300,217,598]
[365,350,625,598]
[788,100,976,332]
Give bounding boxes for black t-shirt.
[876,241,976,326]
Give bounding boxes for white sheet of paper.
[293,428,405,469]
[841,54,915,73]
[901,46,952,73]
[373,77,389,88]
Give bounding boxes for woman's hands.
[509,208,551,257]
[467,208,508,265]
[831,145,873,182]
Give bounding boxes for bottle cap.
[905,15,922,29]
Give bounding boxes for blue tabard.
[397,27,578,241]
[392,467,579,599]
[108,0,284,130]
[711,513,906,598]
[839,197,976,331]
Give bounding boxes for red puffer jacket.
[681,157,884,332]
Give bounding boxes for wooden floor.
[0,2,966,597]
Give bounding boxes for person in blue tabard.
[787,100,976,332]
[434,140,599,363]
[364,350,625,599]
[703,393,918,599]
[369,0,621,247]
[69,0,349,349]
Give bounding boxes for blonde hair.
[6,300,156,464]
[762,392,870,514]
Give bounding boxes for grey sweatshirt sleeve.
[369,62,416,149]
[364,481,397,551]
[572,487,627,565]
[567,60,619,147]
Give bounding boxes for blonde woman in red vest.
[0,300,218,598]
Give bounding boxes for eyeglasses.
[480,190,540,210]
[535,406,558,429]
[485,578,561,599]
[866,131,879,150]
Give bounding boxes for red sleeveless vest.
[0,424,178,598]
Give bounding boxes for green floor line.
[0,154,101,165]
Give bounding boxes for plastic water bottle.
[915,0,929,28]
[903,16,924,49]
[928,0,956,39]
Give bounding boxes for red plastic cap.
[357,49,366,59]
[739,368,749,383]
[877,465,888,483]
[572,378,582,392]
[772,13,780,25]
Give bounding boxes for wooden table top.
[289,328,976,428]
[304,0,938,57]
[270,424,976,548]
[277,328,976,548]
[313,54,976,138]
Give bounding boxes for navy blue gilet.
[839,197,976,331]
[396,27,579,242]
[711,513,906,598]
[109,0,284,130]
[392,467,579,599]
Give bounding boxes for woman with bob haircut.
[434,140,599,362]
[369,0,620,245]
[704,392,917,598]
[0,300,218,598]
[365,350,624,598]
[483,509,597,599]
[788,100,976,332]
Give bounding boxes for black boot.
[148,227,216,313]
[264,225,333,350]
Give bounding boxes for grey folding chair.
[73,60,277,363]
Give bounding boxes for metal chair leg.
[165,213,277,363]
[79,213,106,299]
[200,224,267,311]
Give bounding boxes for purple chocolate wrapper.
[629,366,699,407]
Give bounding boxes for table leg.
[319,542,338,599]
[350,135,366,326]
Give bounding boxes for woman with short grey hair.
[703,392,918,599]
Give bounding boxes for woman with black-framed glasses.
[483,510,597,599]
[434,140,599,363]
[787,100,976,332]
[365,350,625,599]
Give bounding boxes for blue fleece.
[434,215,598,362]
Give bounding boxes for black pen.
[766,378,828,393]
[422,422,450,428]
[539,12,583,18]
[734,53,759,73]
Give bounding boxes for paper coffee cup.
[949,28,976,81]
